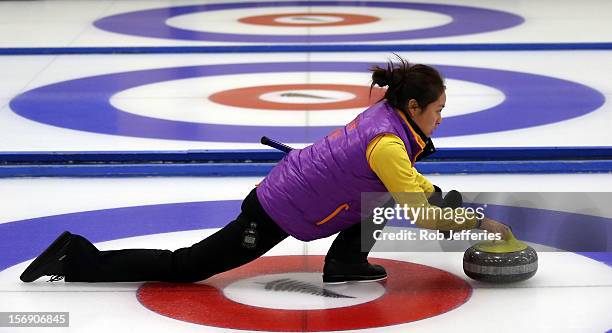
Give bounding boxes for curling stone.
[463,232,537,283]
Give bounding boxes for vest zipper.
[316,203,349,226]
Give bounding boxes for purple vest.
[256,101,424,241]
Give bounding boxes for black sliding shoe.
[323,259,387,284]
[20,231,72,283]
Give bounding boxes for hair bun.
[371,61,408,88]
[371,66,390,87]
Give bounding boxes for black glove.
[427,184,444,206]
[429,187,463,239]
[427,186,462,209]
[443,190,463,209]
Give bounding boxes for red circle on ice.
[137,255,472,331]
[208,83,386,110]
[239,12,380,27]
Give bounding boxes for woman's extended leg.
[22,188,288,283]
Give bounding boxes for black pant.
[64,188,368,282]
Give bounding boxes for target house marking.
[239,12,380,27]
[93,1,525,42]
[137,255,473,331]
[209,83,386,110]
[10,62,605,143]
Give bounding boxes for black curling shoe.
[20,231,72,282]
[323,259,387,284]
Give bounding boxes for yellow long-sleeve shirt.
[366,133,479,230]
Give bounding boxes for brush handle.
[260,136,294,153]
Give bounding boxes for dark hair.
[370,56,445,112]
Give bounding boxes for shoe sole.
[20,231,72,282]
[323,275,387,285]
